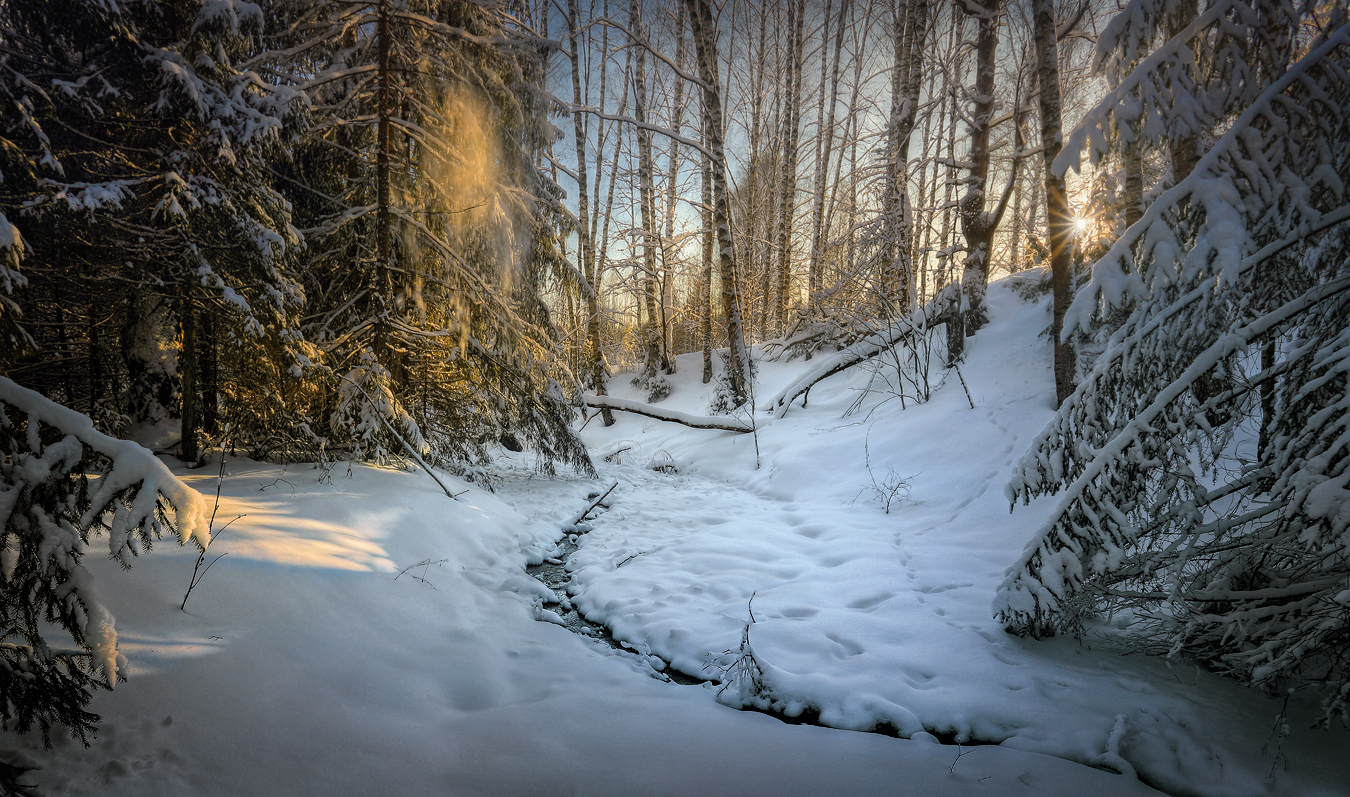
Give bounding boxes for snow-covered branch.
[582,394,753,433]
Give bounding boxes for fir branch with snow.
[0,377,207,747]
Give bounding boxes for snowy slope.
[566,281,1350,797]
[0,279,1343,796]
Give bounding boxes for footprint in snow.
[846,593,894,611]
[825,632,864,658]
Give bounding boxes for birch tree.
[683,0,750,407]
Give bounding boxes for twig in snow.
[180,514,244,611]
[948,744,974,773]
[615,551,646,568]
[566,481,618,530]
[395,558,449,588]
[952,363,976,409]
[182,442,242,612]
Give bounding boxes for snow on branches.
[0,377,207,745]
[998,4,1350,725]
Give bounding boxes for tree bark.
[567,0,613,425]
[773,0,806,335]
[807,0,850,303]
[660,3,688,373]
[957,0,1002,339]
[374,0,393,358]
[701,124,714,384]
[880,0,928,315]
[179,293,199,464]
[201,305,218,435]
[1033,0,1076,406]
[685,0,749,407]
[631,0,664,384]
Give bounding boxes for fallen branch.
[582,394,753,433]
[566,481,619,531]
[764,300,946,419]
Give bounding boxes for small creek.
[523,482,1001,750]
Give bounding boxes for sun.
[1073,216,1091,234]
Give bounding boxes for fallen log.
[763,294,951,419]
[581,394,753,433]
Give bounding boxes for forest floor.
[3,280,1347,796]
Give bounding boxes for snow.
[3,281,1346,795]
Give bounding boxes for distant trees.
[999,2,1350,725]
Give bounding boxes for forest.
[0,0,1348,793]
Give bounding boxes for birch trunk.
[1032,0,1076,406]
[773,0,806,335]
[567,0,613,424]
[684,0,749,407]
[807,0,849,303]
[631,0,665,384]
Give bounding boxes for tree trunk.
[685,0,749,407]
[1123,142,1143,228]
[1258,335,1275,460]
[179,293,199,464]
[879,0,927,315]
[957,0,1001,339]
[807,0,849,303]
[201,305,218,435]
[660,3,688,374]
[567,0,612,425]
[1033,0,1076,406]
[374,0,393,359]
[631,0,665,384]
[773,0,806,335]
[701,124,714,384]
[87,288,100,416]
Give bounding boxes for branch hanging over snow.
[0,377,209,550]
[582,394,753,433]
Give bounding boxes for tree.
[272,0,592,472]
[0,374,208,745]
[954,0,1024,348]
[1031,0,1075,406]
[565,0,615,426]
[876,0,927,316]
[998,2,1350,725]
[683,0,750,408]
[772,0,807,336]
[0,0,310,459]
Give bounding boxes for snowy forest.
[1,0,1349,793]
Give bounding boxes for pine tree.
[0,375,208,746]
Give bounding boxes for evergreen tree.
[0,374,208,746]
[0,0,311,458]
[998,1,1350,726]
[269,0,592,472]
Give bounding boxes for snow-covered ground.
[4,281,1346,796]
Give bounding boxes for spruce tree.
[999,2,1350,726]
[269,0,592,472]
